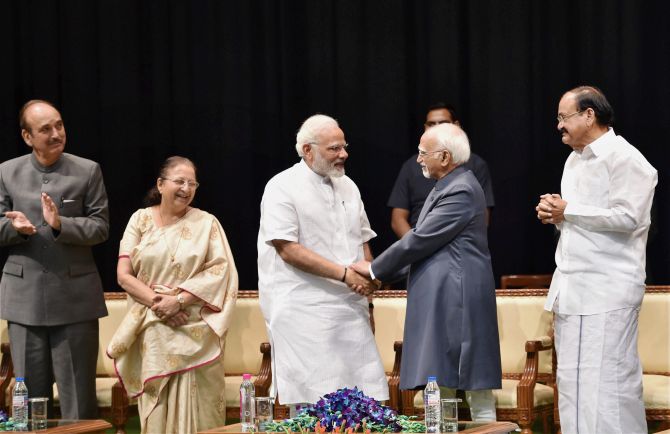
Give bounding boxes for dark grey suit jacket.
[372,166,501,391]
[0,153,109,326]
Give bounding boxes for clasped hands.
[151,294,189,327]
[344,260,380,296]
[4,192,62,235]
[535,193,567,225]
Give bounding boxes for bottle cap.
[16,377,24,382]
[243,373,252,380]
[427,376,436,382]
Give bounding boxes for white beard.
[312,150,345,178]
[421,166,431,179]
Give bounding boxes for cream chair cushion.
[223,297,268,408]
[643,374,670,410]
[410,380,553,410]
[372,297,406,372]
[496,294,553,375]
[493,379,553,409]
[638,292,670,373]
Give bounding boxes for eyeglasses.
[556,110,583,123]
[417,148,445,158]
[162,178,200,189]
[424,120,453,128]
[311,143,349,154]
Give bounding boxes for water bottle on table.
[240,373,256,432]
[12,377,29,429]
[424,376,441,433]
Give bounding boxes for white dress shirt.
[257,159,388,404]
[546,128,657,315]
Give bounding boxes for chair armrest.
[517,336,554,413]
[254,342,272,396]
[0,343,13,413]
[388,341,402,412]
[524,335,553,352]
[392,341,418,416]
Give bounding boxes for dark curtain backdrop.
[1,1,668,291]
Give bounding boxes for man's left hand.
[41,193,61,231]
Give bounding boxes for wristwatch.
[176,293,185,309]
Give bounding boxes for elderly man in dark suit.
[0,100,109,419]
[353,123,501,420]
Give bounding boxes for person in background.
[108,156,238,434]
[388,102,494,238]
[536,86,656,434]
[257,114,388,414]
[0,99,109,419]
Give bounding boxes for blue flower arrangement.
[0,410,16,431]
[264,387,424,433]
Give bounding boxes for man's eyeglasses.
[162,178,200,189]
[311,143,349,154]
[417,148,445,157]
[556,110,583,123]
[424,120,452,128]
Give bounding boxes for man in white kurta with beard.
[258,114,388,411]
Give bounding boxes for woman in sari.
[107,156,238,434]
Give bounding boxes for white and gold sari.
[108,207,238,434]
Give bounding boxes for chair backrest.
[223,291,268,375]
[0,320,8,345]
[98,292,130,376]
[638,286,670,374]
[496,289,553,375]
[500,274,553,289]
[371,291,407,373]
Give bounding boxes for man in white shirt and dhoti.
[257,114,388,412]
[536,86,657,434]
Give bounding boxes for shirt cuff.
[369,264,377,281]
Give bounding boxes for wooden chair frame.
[389,289,554,434]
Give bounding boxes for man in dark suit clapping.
[0,100,109,419]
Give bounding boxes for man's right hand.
[4,211,37,235]
[346,268,379,296]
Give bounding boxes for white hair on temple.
[429,123,471,164]
[295,114,339,157]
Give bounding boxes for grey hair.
[429,123,470,165]
[295,114,339,157]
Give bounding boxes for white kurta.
[257,160,389,405]
[546,128,657,315]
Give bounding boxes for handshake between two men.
[345,260,379,296]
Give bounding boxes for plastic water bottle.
[12,377,29,429]
[424,376,441,433]
[240,373,256,432]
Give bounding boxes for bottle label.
[426,395,440,405]
[13,395,27,406]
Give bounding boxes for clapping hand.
[41,193,61,230]
[4,211,37,235]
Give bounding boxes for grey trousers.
[8,320,99,419]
